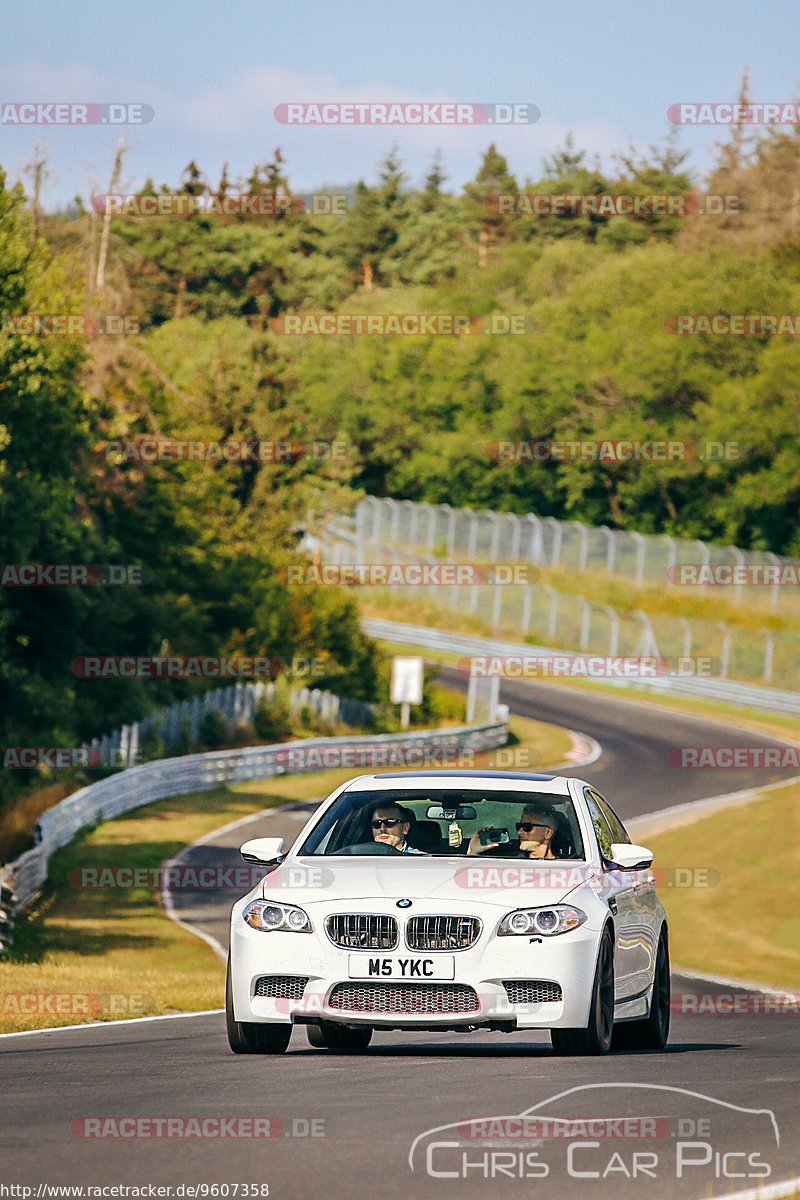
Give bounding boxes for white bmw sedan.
[226,770,669,1056]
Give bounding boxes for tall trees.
[0,169,100,756]
[463,143,519,266]
[0,165,381,795]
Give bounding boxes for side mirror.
[608,843,654,870]
[240,836,285,865]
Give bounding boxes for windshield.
[299,789,585,859]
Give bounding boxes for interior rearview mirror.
[427,804,477,820]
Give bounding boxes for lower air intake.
[254,976,309,999]
[502,980,563,1004]
[328,982,480,1015]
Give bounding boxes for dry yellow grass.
[0,780,77,864]
[646,779,800,989]
[0,786,275,1033]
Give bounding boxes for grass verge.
[0,785,279,1033]
[645,777,800,990]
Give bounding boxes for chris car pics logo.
[409,1084,779,1184]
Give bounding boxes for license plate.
[348,954,455,981]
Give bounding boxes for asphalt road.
[2,679,799,1200]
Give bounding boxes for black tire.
[226,955,291,1055]
[612,928,670,1052]
[306,1021,372,1051]
[551,927,615,1056]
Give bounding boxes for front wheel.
[551,927,615,1056]
[226,955,291,1055]
[306,1022,372,1050]
[612,928,670,1051]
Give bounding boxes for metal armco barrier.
[85,679,372,768]
[360,617,800,718]
[0,718,508,922]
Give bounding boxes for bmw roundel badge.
[396,899,412,909]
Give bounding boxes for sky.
[1,0,798,208]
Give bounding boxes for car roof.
[340,771,573,795]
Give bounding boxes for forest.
[1,101,799,804]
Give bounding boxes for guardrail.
[85,679,372,767]
[0,717,508,939]
[361,617,800,718]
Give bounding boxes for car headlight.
[497,905,587,937]
[243,899,312,933]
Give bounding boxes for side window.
[584,789,614,859]
[593,793,631,846]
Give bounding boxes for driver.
[370,804,426,854]
[467,808,556,859]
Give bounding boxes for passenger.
[467,809,556,858]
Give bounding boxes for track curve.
[2,679,799,1200]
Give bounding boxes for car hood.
[260,856,586,909]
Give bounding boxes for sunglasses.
[372,817,402,829]
[516,821,550,833]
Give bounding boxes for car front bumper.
[229,916,603,1030]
